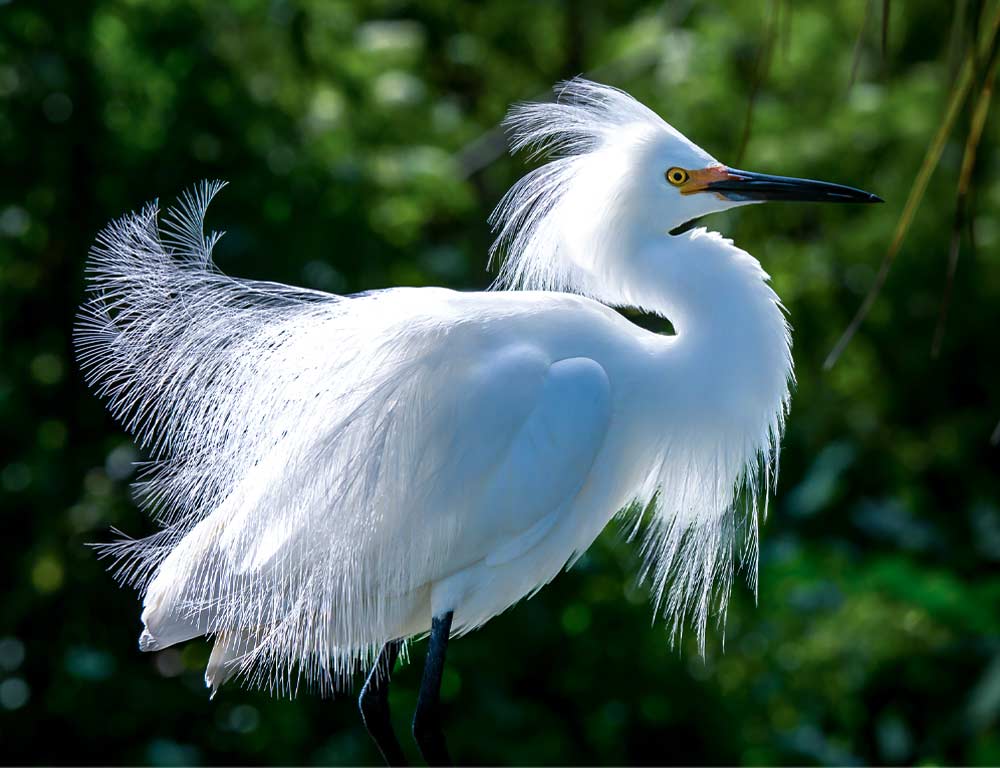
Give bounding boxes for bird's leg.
[359,639,407,766]
[412,611,454,766]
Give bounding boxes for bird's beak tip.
[697,166,884,205]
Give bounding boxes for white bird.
[76,79,880,765]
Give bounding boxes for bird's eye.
[666,167,689,186]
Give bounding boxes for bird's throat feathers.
[628,230,793,650]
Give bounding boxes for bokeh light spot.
[0,637,25,672]
[42,92,73,123]
[0,677,29,710]
[31,554,64,593]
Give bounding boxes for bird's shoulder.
[323,287,642,410]
[350,286,637,346]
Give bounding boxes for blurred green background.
[2,0,999,764]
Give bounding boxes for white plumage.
[77,80,798,697]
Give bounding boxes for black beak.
[708,167,883,204]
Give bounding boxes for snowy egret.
[76,79,880,765]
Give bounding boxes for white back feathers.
[77,182,487,694]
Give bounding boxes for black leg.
[412,611,454,766]
[359,639,407,766]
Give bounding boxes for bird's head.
[491,79,880,295]
[647,137,883,230]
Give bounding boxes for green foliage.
[1,0,999,764]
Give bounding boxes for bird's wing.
[204,347,613,625]
[440,351,612,571]
[139,341,612,691]
[80,183,614,692]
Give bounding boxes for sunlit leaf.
[848,0,875,90]
[931,33,999,357]
[734,0,780,165]
[824,43,982,368]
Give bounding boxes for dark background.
[2,0,999,764]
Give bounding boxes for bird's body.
[78,80,878,761]
[88,218,787,692]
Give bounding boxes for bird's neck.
[598,228,793,647]
[647,228,784,327]
[621,227,793,458]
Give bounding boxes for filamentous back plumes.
[74,79,821,699]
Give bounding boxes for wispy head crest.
[503,79,671,160]
[489,79,712,300]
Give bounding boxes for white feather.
[489,80,792,645]
[490,78,719,309]
[77,79,793,696]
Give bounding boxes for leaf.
[881,0,891,60]
[848,0,874,90]
[734,0,781,165]
[823,51,976,369]
[931,34,999,357]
